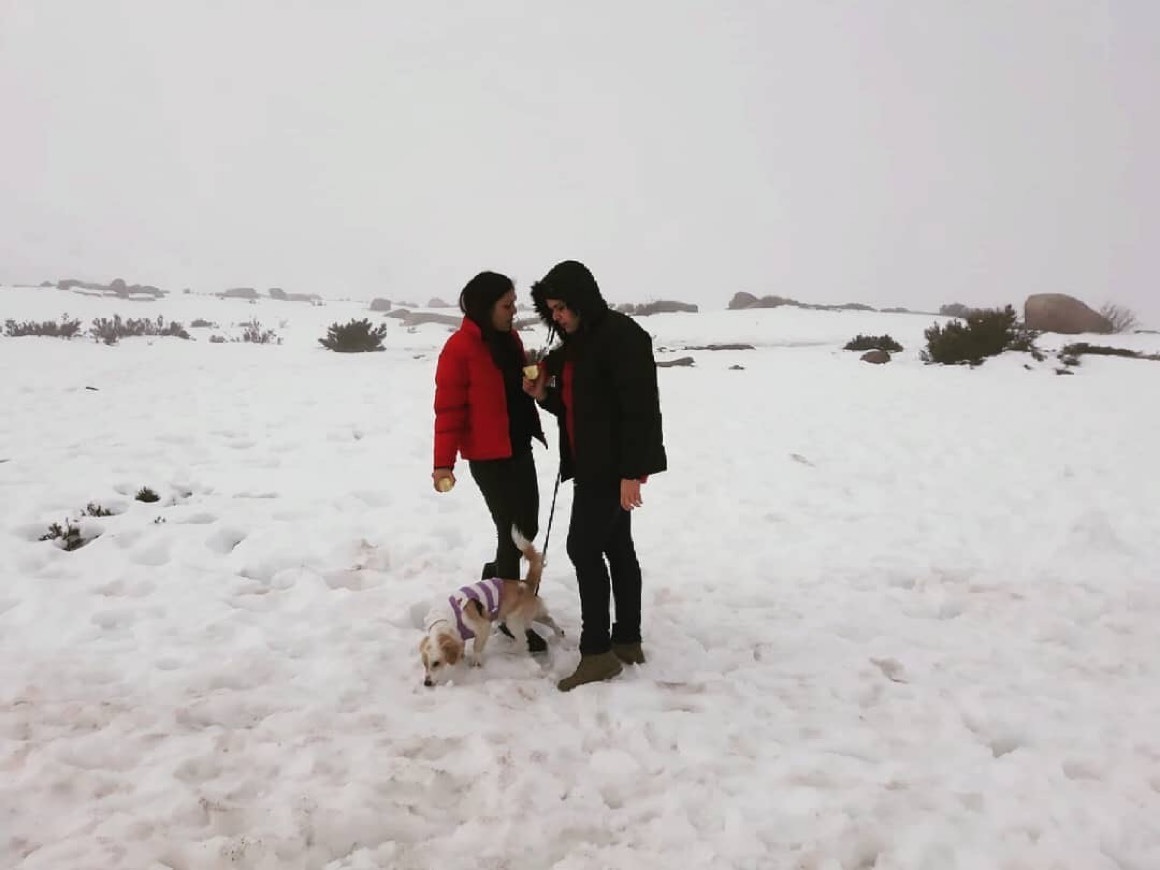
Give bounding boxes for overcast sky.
[1,1,1155,323]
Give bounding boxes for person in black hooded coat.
[525,260,667,691]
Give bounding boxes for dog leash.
[542,470,562,564]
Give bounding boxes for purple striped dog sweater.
[450,578,504,640]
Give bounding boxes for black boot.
[497,624,546,652]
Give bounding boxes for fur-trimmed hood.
[529,260,610,339]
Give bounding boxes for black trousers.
[469,450,539,579]
[566,481,642,655]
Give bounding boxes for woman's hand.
[522,366,548,401]
[432,468,456,493]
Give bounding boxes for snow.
[2,284,1158,869]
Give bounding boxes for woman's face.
[490,288,517,332]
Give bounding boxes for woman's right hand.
[522,366,548,401]
[432,468,456,493]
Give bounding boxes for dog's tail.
[510,525,543,594]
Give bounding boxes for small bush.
[4,315,82,338]
[1062,342,1137,358]
[39,520,91,551]
[89,314,190,345]
[240,318,280,344]
[190,318,218,329]
[209,335,226,344]
[136,487,160,503]
[922,305,1037,365]
[844,334,903,352]
[319,318,387,352]
[84,502,114,517]
[1059,343,1160,362]
[1098,304,1138,334]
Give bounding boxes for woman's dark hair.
[458,270,521,373]
[459,271,513,330]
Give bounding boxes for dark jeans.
[566,481,642,655]
[469,451,539,579]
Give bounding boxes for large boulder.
[728,291,759,310]
[1024,294,1110,334]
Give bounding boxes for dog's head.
[419,626,463,687]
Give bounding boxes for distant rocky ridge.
[47,278,166,300]
[727,291,909,314]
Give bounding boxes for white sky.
[1,1,1156,322]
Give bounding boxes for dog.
[420,526,562,686]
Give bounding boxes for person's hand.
[432,468,456,493]
[620,478,643,511]
[522,366,548,401]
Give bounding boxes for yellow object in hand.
[436,477,454,492]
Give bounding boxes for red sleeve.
[433,336,470,469]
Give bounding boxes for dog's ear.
[438,634,461,665]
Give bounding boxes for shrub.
[89,314,190,345]
[1099,304,1138,334]
[844,334,903,352]
[319,318,387,352]
[39,520,91,551]
[4,315,82,338]
[209,335,226,344]
[240,318,279,344]
[84,502,114,517]
[136,487,160,503]
[921,305,1037,365]
[190,318,218,329]
[1059,343,1160,362]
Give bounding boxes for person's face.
[546,298,580,334]
[490,289,517,332]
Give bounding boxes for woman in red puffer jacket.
[432,271,548,650]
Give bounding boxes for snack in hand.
[436,477,454,492]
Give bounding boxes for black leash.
[542,470,562,564]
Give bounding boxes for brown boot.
[613,642,646,665]
[557,651,623,692]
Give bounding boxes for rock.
[369,298,393,312]
[1024,293,1111,334]
[618,300,699,316]
[686,343,755,351]
[656,356,695,368]
[860,349,891,364]
[728,291,759,310]
[220,287,259,299]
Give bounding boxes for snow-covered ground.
[2,284,1158,869]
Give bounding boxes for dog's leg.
[460,601,489,667]
[534,601,566,638]
[471,621,491,666]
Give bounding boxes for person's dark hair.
[458,270,522,373]
[460,271,513,329]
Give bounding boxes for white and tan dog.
[420,527,562,686]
